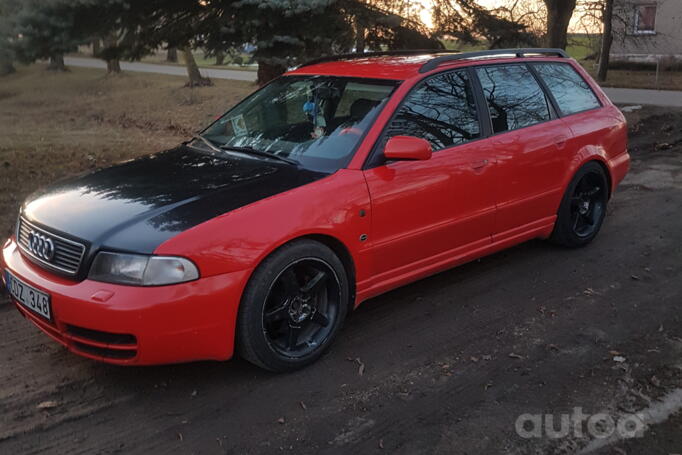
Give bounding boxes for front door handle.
[470,159,489,171]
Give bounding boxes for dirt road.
[1,107,681,454]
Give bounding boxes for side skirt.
[355,216,556,305]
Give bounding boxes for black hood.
[22,146,327,254]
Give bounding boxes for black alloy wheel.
[551,162,609,248]
[237,239,349,372]
[569,172,607,238]
[262,258,340,358]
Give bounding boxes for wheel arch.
[587,158,613,199]
[568,154,613,199]
[242,232,358,316]
[296,234,357,314]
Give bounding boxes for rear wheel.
[550,162,609,248]
[237,239,349,372]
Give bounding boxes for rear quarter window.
[532,63,601,115]
[476,64,551,134]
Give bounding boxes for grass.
[0,65,255,238]
[582,63,682,91]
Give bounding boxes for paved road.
[64,56,258,82]
[64,57,682,107]
[603,86,682,107]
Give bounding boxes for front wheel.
[550,162,609,248]
[236,239,350,372]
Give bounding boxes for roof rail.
[419,48,569,73]
[297,49,455,69]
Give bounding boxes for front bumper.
[2,238,250,365]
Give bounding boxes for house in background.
[611,0,682,65]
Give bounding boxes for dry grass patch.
[0,64,255,237]
[581,62,682,91]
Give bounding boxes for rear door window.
[385,70,480,151]
[476,64,551,134]
[532,63,601,115]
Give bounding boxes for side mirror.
[384,136,432,161]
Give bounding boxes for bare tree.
[573,0,628,81]
[596,0,613,81]
[490,0,547,38]
[543,0,577,49]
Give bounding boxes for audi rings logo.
[27,231,55,262]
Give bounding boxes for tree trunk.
[182,47,212,87]
[92,40,101,57]
[0,60,15,76]
[103,33,121,74]
[354,16,366,53]
[106,58,121,74]
[47,54,66,71]
[166,47,178,63]
[47,54,67,72]
[544,0,577,49]
[256,60,287,85]
[215,50,225,66]
[597,0,614,82]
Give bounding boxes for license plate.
[4,270,52,320]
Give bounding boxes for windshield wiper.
[219,145,298,166]
[190,134,298,166]
[191,134,223,154]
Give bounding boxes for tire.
[236,239,350,372]
[550,162,609,248]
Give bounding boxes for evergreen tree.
[0,0,18,75]
[4,0,533,85]
[13,0,81,71]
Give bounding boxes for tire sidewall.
[552,162,609,247]
[237,240,349,372]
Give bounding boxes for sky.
[415,0,593,33]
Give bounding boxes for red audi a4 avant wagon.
[2,49,629,371]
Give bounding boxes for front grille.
[17,217,86,276]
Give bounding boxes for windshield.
[201,75,399,172]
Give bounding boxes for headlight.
[88,252,199,286]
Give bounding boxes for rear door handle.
[470,159,489,170]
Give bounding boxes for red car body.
[2,52,629,365]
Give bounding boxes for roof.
[285,48,570,81]
[285,54,439,80]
